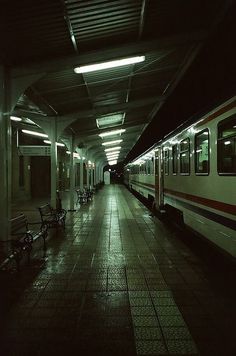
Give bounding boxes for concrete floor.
[1,185,236,355]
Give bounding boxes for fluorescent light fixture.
[10,116,22,122]
[44,140,65,147]
[224,141,231,145]
[96,113,124,129]
[102,139,123,146]
[104,146,121,152]
[106,152,120,156]
[106,152,119,156]
[108,160,117,166]
[99,128,126,138]
[106,155,119,159]
[22,129,48,138]
[66,151,71,154]
[74,55,145,74]
[106,149,120,153]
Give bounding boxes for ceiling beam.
[63,96,164,121]
[139,0,147,39]
[12,30,207,77]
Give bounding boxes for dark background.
[121,2,236,167]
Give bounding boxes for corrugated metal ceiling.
[3,0,232,164]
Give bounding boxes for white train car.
[125,96,236,258]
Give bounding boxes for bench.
[38,203,67,229]
[0,213,48,271]
[76,188,94,205]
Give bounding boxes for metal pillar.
[86,162,90,189]
[91,165,94,188]
[0,66,11,243]
[49,119,58,209]
[69,136,76,211]
[93,164,96,187]
[80,157,83,191]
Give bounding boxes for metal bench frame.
[38,203,67,229]
[0,213,48,271]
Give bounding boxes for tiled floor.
[1,185,236,355]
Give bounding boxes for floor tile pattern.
[1,185,236,355]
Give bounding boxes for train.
[124,96,236,259]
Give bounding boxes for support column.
[80,156,84,191]
[0,66,11,242]
[100,166,104,183]
[86,162,90,189]
[91,164,94,188]
[50,119,57,209]
[69,136,76,211]
[93,163,96,187]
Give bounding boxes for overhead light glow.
[102,139,123,146]
[10,116,22,122]
[106,152,119,156]
[99,129,126,138]
[22,129,48,138]
[44,140,65,147]
[96,113,124,129]
[104,146,121,152]
[224,141,231,145]
[107,155,119,159]
[106,151,120,156]
[108,160,117,166]
[74,56,145,74]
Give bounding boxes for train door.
[154,147,164,211]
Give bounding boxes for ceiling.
[2,0,233,166]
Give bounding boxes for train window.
[164,149,169,175]
[172,145,178,174]
[150,157,154,174]
[195,129,209,174]
[218,115,236,175]
[180,138,190,174]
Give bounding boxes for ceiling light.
[102,139,123,146]
[22,129,48,138]
[107,155,119,159]
[106,151,119,156]
[96,113,124,129]
[99,129,126,138]
[104,146,121,152]
[74,56,145,74]
[106,154,120,158]
[10,116,22,122]
[108,160,117,166]
[106,151,120,156]
[44,140,65,147]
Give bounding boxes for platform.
[1,185,235,355]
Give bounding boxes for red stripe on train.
[164,188,236,216]
[196,100,236,127]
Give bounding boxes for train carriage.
[125,96,236,258]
